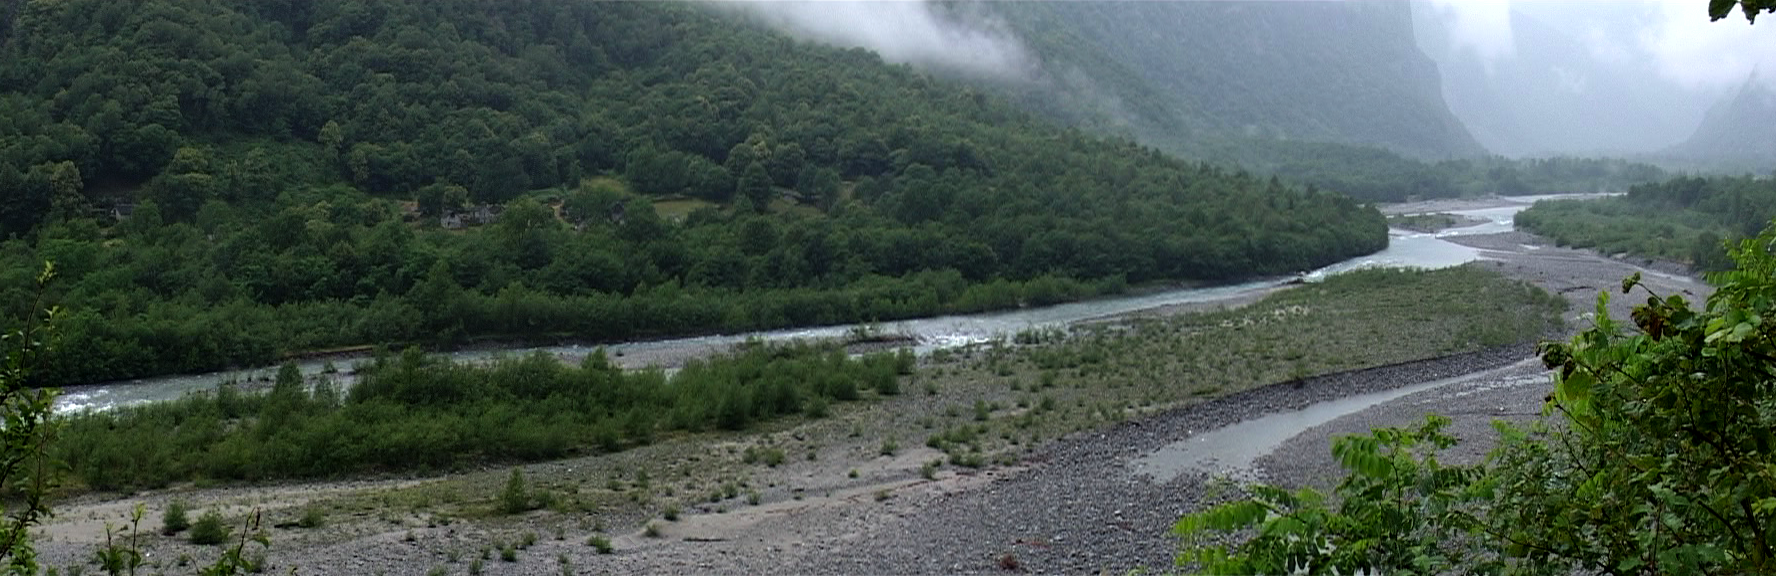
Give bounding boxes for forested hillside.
[1198,140,1666,202]
[0,0,1385,384]
[988,1,1483,160]
[943,2,1666,202]
[1516,175,1776,270]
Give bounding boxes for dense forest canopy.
[0,0,1385,385]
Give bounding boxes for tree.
[724,139,765,178]
[500,469,532,514]
[317,120,345,159]
[1177,222,1776,575]
[796,166,841,210]
[685,155,734,202]
[47,161,85,218]
[495,198,560,270]
[0,263,61,572]
[415,183,445,217]
[768,142,806,187]
[1712,0,1776,22]
[736,162,773,213]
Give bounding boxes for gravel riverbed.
[33,222,1711,575]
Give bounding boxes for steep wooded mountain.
[1668,75,1776,168]
[0,0,1385,384]
[719,2,1669,202]
[986,1,1485,160]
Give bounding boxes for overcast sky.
[1430,0,1776,92]
[722,0,1775,92]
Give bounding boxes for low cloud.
[1581,26,1632,67]
[711,1,1036,81]
[1638,0,1776,91]
[1425,0,1516,69]
[1426,0,1775,91]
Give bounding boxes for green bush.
[161,500,189,535]
[188,510,230,546]
[297,506,325,529]
[587,535,613,554]
[500,469,532,515]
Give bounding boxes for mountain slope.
[1669,75,1776,167]
[989,1,1485,160]
[0,0,1385,384]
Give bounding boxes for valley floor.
[33,217,1705,575]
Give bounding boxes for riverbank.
[31,196,1683,574]
[1386,212,1489,233]
[29,263,1568,574]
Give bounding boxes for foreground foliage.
[56,342,913,491]
[0,264,58,573]
[1176,222,1776,575]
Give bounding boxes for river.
[52,195,1574,413]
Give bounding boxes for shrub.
[188,510,230,546]
[587,535,613,554]
[500,469,531,515]
[803,396,829,418]
[161,500,190,535]
[298,505,325,528]
[741,445,787,467]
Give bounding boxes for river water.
[1130,358,1546,483]
[53,196,1567,413]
